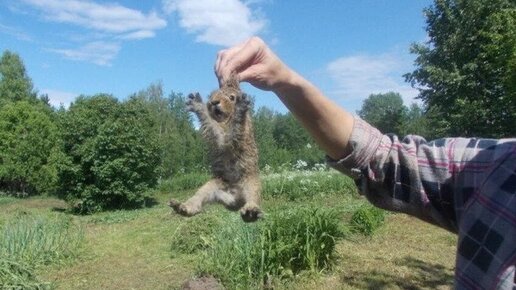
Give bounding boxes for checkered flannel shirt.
[328,117,515,289]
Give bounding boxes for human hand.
[215,37,293,92]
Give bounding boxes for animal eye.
[229,95,235,101]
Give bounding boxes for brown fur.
[168,77,262,222]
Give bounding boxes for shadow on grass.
[340,256,454,289]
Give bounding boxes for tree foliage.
[405,0,516,137]
[0,51,36,104]
[0,101,64,195]
[57,95,160,213]
[357,92,407,135]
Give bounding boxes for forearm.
[273,71,354,160]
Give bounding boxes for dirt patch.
[181,276,224,290]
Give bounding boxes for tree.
[357,92,407,135]
[405,0,516,138]
[0,50,36,104]
[0,101,64,195]
[130,84,207,177]
[58,95,160,213]
[399,103,434,138]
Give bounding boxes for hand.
[215,37,293,92]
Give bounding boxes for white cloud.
[21,0,166,34]
[18,0,167,65]
[0,23,33,41]
[40,89,77,108]
[50,41,121,66]
[163,0,266,46]
[326,54,419,105]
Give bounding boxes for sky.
[0,0,432,113]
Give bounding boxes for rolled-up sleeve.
[327,116,516,289]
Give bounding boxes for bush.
[350,204,386,236]
[198,206,345,289]
[58,95,160,213]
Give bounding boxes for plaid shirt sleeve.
[327,117,516,290]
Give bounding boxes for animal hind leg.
[238,178,263,222]
[169,179,231,216]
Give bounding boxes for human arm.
[215,37,354,160]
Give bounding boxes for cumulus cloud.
[50,41,121,66]
[163,0,266,46]
[326,54,419,105]
[18,0,167,65]
[21,0,166,34]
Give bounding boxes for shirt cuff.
[326,117,383,179]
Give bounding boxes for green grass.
[0,212,83,288]
[0,170,457,289]
[197,206,346,289]
[262,170,358,200]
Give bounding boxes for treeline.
[0,50,323,212]
[1,0,513,212]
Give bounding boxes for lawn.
[0,172,457,289]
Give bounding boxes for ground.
[0,192,456,289]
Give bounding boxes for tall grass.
[262,170,357,200]
[158,172,211,193]
[197,206,346,289]
[0,212,84,288]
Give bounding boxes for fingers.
[215,37,264,86]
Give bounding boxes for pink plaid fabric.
[328,117,515,289]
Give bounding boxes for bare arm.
[215,37,354,160]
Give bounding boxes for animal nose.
[211,100,220,106]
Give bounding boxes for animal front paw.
[186,93,204,113]
[235,93,251,113]
[240,203,263,223]
[168,199,198,217]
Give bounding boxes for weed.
[198,206,345,289]
[350,204,386,236]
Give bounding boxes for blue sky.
[0,0,432,113]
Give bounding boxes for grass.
[198,206,345,289]
[0,211,83,289]
[0,170,457,289]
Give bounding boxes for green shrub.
[261,170,357,200]
[350,204,386,236]
[198,206,344,289]
[58,95,160,213]
[159,172,211,193]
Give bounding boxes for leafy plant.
[198,206,345,289]
[58,95,160,213]
[350,204,386,236]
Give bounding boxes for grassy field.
[0,171,457,289]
